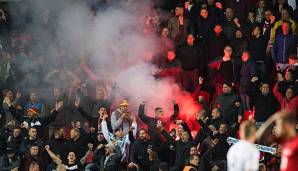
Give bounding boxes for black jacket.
[9,106,58,135]
[249,35,268,62]
[176,44,206,71]
[66,135,89,160]
[246,82,278,122]
[77,107,112,132]
[129,139,151,171]
[138,103,179,148]
[46,137,67,160]
[93,145,122,171]
[206,33,229,62]
[0,154,20,171]
[161,128,202,168]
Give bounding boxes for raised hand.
[74,99,80,108]
[198,76,204,85]
[251,77,258,83]
[55,101,64,111]
[16,89,21,99]
[45,145,50,151]
[215,2,222,9]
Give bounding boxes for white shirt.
[227,140,260,171]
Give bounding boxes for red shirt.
[280,136,298,171]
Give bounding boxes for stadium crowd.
[0,0,298,171]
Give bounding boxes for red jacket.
[273,83,298,115]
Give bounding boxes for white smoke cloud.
[8,0,201,119]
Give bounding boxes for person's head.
[139,128,148,141]
[97,131,105,141]
[154,107,164,118]
[281,8,290,21]
[189,146,198,155]
[285,87,295,100]
[53,127,64,138]
[53,87,62,99]
[223,46,232,57]
[241,51,250,62]
[200,8,208,18]
[186,34,195,46]
[181,131,190,142]
[282,21,290,35]
[214,24,223,34]
[260,83,270,95]
[149,150,158,161]
[6,148,15,159]
[247,11,255,22]
[235,29,243,39]
[95,88,105,100]
[167,50,176,61]
[105,143,115,155]
[98,106,107,119]
[29,145,39,156]
[27,108,38,118]
[67,152,76,164]
[258,0,265,8]
[28,127,37,139]
[211,108,221,119]
[3,89,13,100]
[13,127,21,138]
[119,99,129,112]
[175,6,184,17]
[252,25,261,37]
[264,9,272,21]
[158,162,168,171]
[29,91,37,102]
[275,110,297,139]
[259,163,266,171]
[207,0,215,5]
[285,70,294,81]
[161,27,170,38]
[289,55,298,65]
[222,83,232,94]
[197,109,206,120]
[211,137,219,147]
[219,122,228,134]
[189,155,200,166]
[239,121,257,142]
[169,128,176,140]
[225,8,234,20]
[114,128,124,138]
[70,128,80,140]
[277,0,286,4]
[29,162,40,171]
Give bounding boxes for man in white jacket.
[227,121,260,171]
[101,113,137,163]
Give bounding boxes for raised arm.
[43,101,63,125]
[101,115,113,143]
[8,105,23,122]
[80,57,97,82]
[169,101,179,121]
[74,99,93,122]
[138,102,150,124]
[45,145,63,165]
[273,83,283,103]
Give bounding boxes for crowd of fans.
[0,0,298,171]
